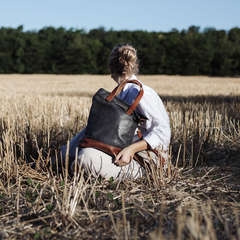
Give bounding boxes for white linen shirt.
[118,75,171,151]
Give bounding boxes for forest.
[0,25,240,76]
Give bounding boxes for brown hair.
[109,44,139,78]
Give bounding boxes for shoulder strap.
[106,80,144,115]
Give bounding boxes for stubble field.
[0,75,240,239]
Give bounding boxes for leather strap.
[135,151,165,168]
[79,137,148,168]
[105,86,118,101]
[137,128,143,140]
[133,153,149,168]
[79,137,122,156]
[80,137,165,168]
[106,80,144,115]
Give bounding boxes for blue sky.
[0,0,239,32]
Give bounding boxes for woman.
[59,44,171,180]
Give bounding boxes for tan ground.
[0,74,239,97]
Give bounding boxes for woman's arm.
[114,140,149,166]
[121,80,171,151]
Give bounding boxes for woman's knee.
[71,148,101,175]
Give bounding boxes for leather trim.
[114,80,142,96]
[106,80,144,115]
[137,129,143,140]
[106,86,118,101]
[133,153,148,168]
[152,149,159,156]
[79,138,165,168]
[79,137,122,157]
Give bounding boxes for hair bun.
[109,44,139,77]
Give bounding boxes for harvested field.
[0,75,239,239]
[0,74,240,97]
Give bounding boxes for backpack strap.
[106,80,144,115]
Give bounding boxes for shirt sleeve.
[137,90,171,150]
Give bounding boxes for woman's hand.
[114,140,149,166]
[115,146,135,166]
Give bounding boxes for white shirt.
[118,75,171,151]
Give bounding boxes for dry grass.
[0,75,239,239]
[1,74,240,97]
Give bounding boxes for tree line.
[0,25,239,76]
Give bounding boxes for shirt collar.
[128,74,137,80]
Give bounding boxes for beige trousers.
[71,148,146,180]
[60,128,167,180]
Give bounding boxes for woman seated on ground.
[57,43,171,180]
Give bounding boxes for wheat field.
[1,74,240,97]
[0,75,239,239]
